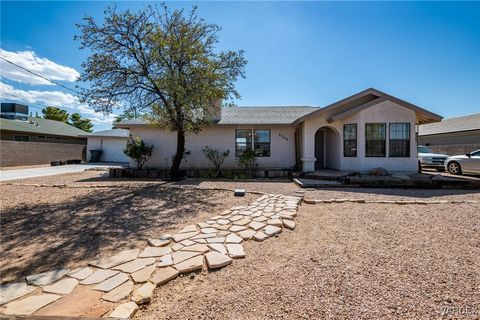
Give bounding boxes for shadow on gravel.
[0,185,222,284]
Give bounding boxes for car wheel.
[447,161,462,175]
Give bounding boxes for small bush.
[202,146,230,177]
[123,135,153,169]
[237,149,256,170]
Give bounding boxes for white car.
[445,149,480,175]
[418,145,448,172]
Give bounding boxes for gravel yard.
[0,175,257,285]
[137,202,480,320]
[304,187,480,201]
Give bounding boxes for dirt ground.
[0,174,258,284]
[137,202,480,320]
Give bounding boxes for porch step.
[304,170,352,181]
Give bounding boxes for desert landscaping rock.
[205,251,233,269]
[157,254,173,268]
[89,249,139,269]
[229,225,247,232]
[68,267,93,280]
[94,272,129,292]
[217,219,230,225]
[248,221,266,231]
[253,216,267,222]
[26,268,70,286]
[179,239,195,246]
[102,281,134,303]
[207,243,227,254]
[34,286,103,317]
[283,219,296,230]
[139,246,172,258]
[131,265,156,283]
[0,282,36,305]
[233,218,251,226]
[171,251,201,265]
[225,233,243,244]
[147,239,170,247]
[267,218,283,227]
[174,255,204,273]
[225,244,246,258]
[206,237,226,244]
[253,232,269,241]
[172,231,199,242]
[200,227,218,234]
[81,269,119,285]
[159,234,172,240]
[83,300,113,318]
[150,267,179,286]
[264,225,282,236]
[131,282,155,305]
[43,278,78,295]
[109,301,139,319]
[113,258,157,273]
[238,229,256,240]
[180,243,209,253]
[3,293,61,315]
[177,225,198,233]
[171,243,184,251]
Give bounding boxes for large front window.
[365,123,386,157]
[235,129,270,157]
[389,123,410,157]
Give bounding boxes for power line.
[1,91,52,111]
[0,55,80,94]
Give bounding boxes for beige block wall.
[0,141,86,167]
[302,100,419,172]
[128,124,297,169]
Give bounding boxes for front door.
[314,129,324,170]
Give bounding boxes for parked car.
[417,145,448,172]
[444,149,480,175]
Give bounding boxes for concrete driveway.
[0,162,127,182]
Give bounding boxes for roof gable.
[294,88,442,125]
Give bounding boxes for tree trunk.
[170,130,185,180]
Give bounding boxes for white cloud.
[0,49,80,85]
[0,82,115,125]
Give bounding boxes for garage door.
[101,138,130,163]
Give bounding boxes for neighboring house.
[83,128,130,163]
[117,88,443,173]
[419,113,480,156]
[0,103,87,167]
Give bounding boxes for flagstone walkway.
[0,193,302,318]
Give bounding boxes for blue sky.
[1,1,479,131]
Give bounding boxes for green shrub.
[123,135,153,169]
[202,146,230,177]
[237,149,256,170]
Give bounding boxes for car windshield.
[418,146,432,153]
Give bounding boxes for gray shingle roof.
[419,113,480,136]
[217,106,318,124]
[118,106,319,127]
[0,117,88,137]
[83,128,130,138]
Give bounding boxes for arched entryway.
[314,126,340,170]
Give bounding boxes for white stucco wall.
[301,100,419,172]
[127,124,297,169]
[87,136,129,162]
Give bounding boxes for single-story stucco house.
[117,88,443,173]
